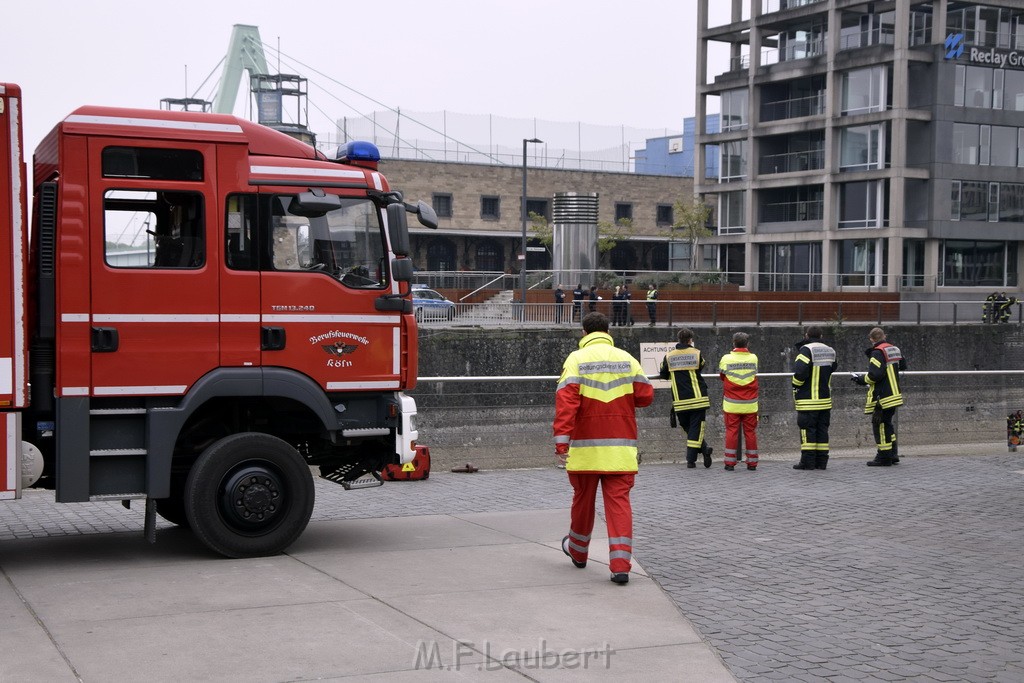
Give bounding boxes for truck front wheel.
[184,433,314,558]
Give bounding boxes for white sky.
[2,0,730,155]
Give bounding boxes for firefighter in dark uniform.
[998,292,1018,323]
[984,292,998,323]
[659,327,714,468]
[791,325,837,470]
[852,327,906,467]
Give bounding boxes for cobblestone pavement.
[3,454,1023,682]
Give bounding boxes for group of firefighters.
[553,311,905,584]
[983,292,1019,323]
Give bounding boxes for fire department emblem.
[322,342,359,356]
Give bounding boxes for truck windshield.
[270,195,387,289]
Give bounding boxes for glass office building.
[696,0,1024,292]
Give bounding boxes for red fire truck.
[0,83,436,557]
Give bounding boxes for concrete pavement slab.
[0,507,732,682]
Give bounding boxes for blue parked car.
[411,286,455,321]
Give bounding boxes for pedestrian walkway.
[2,452,1023,681]
[0,490,731,681]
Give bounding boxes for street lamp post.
[521,138,543,316]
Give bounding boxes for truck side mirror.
[386,204,410,256]
[289,189,342,217]
[414,200,438,230]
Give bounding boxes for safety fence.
[410,371,1023,471]
[416,299,1022,327]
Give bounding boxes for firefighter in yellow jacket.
[791,325,837,470]
[719,332,759,471]
[851,327,906,466]
[555,312,654,584]
[659,327,713,468]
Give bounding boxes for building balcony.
[761,92,826,122]
[759,149,825,175]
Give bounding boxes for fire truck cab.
[1,83,436,557]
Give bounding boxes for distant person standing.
[791,326,837,471]
[588,285,600,312]
[852,327,905,467]
[572,283,585,322]
[554,284,566,324]
[646,284,659,326]
[660,327,713,468]
[719,332,759,471]
[612,286,624,326]
[555,312,654,585]
[622,284,634,325]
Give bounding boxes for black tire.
[184,433,314,558]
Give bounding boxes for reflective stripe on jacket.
[554,332,654,472]
[659,345,710,412]
[792,341,837,411]
[864,341,905,413]
[719,348,759,414]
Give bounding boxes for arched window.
[426,238,456,272]
[475,240,504,272]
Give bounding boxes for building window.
[903,239,926,288]
[839,181,885,229]
[719,192,746,234]
[1003,183,1024,223]
[951,181,962,221]
[656,204,674,226]
[953,123,980,164]
[475,240,503,272]
[720,141,747,181]
[956,181,989,221]
[721,89,748,131]
[841,66,888,115]
[757,242,822,292]
[941,240,1010,287]
[425,237,456,271]
[838,239,884,287]
[614,202,634,223]
[432,193,453,218]
[1006,70,1024,112]
[480,195,500,220]
[840,124,884,170]
[989,183,1000,222]
[525,198,549,222]
[991,126,1019,167]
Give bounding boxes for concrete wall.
[411,323,1024,470]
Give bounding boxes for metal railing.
[759,149,825,175]
[415,298,1023,327]
[411,371,1024,468]
[761,93,826,122]
[759,199,824,222]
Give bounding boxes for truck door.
[256,191,404,390]
[89,143,220,396]
[1,83,26,498]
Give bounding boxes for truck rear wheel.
[184,433,314,558]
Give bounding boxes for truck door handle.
[91,327,119,353]
[261,326,286,351]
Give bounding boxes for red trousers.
[566,472,635,574]
[724,412,759,467]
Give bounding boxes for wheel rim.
[219,462,288,534]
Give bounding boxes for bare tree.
[671,199,713,272]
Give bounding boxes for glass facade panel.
[1006,70,1024,111]
[964,66,993,108]
[1000,183,1024,222]
[991,126,1018,167]
[839,181,882,228]
[721,89,749,131]
[953,124,980,164]
[757,242,822,291]
[903,240,926,288]
[720,191,746,233]
[840,125,881,170]
[942,240,1007,286]
[841,66,886,114]
[961,181,989,221]
[838,239,881,286]
[721,141,747,180]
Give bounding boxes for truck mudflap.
[2,412,19,499]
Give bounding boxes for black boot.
[815,454,829,470]
[702,444,713,468]
[793,453,816,470]
[866,454,893,467]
